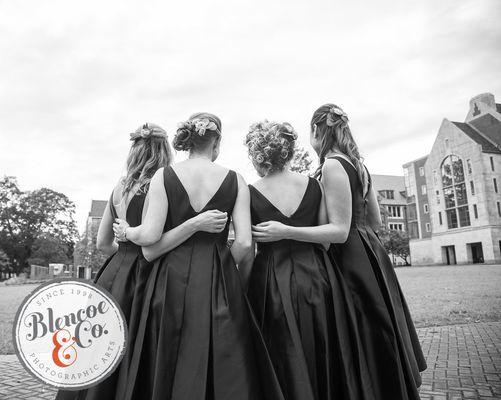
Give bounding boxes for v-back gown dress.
[125,166,284,400]
[247,178,372,400]
[56,189,153,400]
[325,156,427,400]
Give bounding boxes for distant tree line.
[0,176,79,278]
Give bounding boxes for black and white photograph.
[0,0,500,399]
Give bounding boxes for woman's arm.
[316,184,331,250]
[366,185,382,231]
[230,174,253,264]
[96,198,119,255]
[252,159,352,244]
[114,168,167,246]
[142,210,228,261]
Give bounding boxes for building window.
[433,170,438,185]
[436,190,440,204]
[421,185,427,195]
[386,190,394,199]
[490,156,495,171]
[494,178,498,193]
[426,223,431,232]
[387,206,401,218]
[438,212,443,225]
[441,155,470,228]
[389,223,400,230]
[424,204,429,213]
[498,202,501,217]
[470,181,475,195]
[473,204,478,219]
[419,167,424,176]
[466,159,472,174]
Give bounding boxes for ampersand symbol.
[52,329,78,368]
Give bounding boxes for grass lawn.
[0,284,39,355]
[396,264,501,328]
[0,265,500,354]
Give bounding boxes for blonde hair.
[311,104,368,193]
[123,123,173,195]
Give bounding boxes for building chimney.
[466,93,496,121]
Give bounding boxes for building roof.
[89,200,108,218]
[452,120,501,154]
[402,155,428,167]
[371,174,407,204]
[469,113,501,148]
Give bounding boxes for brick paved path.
[1,322,500,399]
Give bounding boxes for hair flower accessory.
[192,118,218,136]
[130,123,168,141]
[326,106,349,126]
[280,122,298,140]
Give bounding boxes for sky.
[0,0,500,231]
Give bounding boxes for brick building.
[372,174,407,232]
[403,93,501,265]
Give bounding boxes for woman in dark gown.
[56,123,229,400]
[251,106,427,400]
[113,113,284,400]
[243,121,372,400]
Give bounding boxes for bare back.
[252,171,310,218]
[171,159,231,213]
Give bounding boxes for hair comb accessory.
[192,118,218,136]
[326,106,349,126]
[130,123,168,141]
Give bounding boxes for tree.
[73,226,108,273]
[0,176,79,274]
[379,226,410,266]
[28,235,72,267]
[290,147,314,175]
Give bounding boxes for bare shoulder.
[235,172,248,189]
[290,171,311,184]
[322,158,348,179]
[251,177,265,190]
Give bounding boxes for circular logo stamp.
[13,279,127,390]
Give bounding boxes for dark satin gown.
[325,156,427,400]
[247,178,373,400]
[124,166,284,400]
[56,190,153,400]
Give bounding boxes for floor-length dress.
[247,178,372,400]
[325,156,427,400]
[125,166,284,400]
[56,190,153,400]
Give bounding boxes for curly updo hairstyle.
[173,112,222,152]
[244,120,298,175]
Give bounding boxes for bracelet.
[123,227,128,241]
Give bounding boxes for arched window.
[441,155,470,228]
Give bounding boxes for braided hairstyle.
[311,104,367,191]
